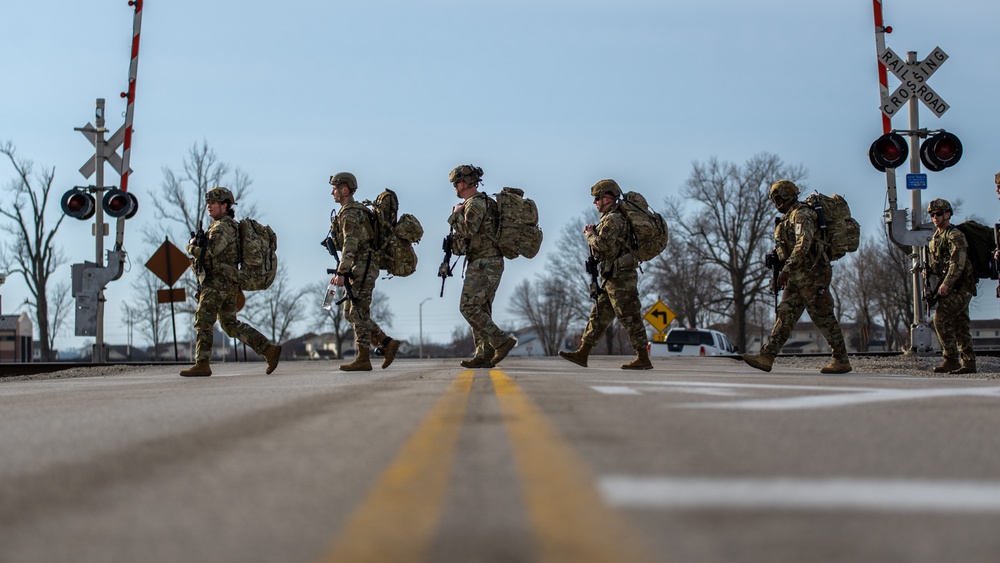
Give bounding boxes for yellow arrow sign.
[644,301,675,333]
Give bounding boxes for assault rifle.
[321,218,354,304]
[764,248,782,315]
[439,230,457,297]
[585,250,603,301]
[189,225,207,292]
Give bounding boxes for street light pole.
[419,297,431,359]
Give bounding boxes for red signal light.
[868,132,909,172]
[60,189,96,220]
[919,132,962,171]
[102,189,138,219]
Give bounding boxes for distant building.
[508,327,544,357]
[971,319,1000,351]
[0,312,33,363]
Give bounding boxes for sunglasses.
[929,210,947,218]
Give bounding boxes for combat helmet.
[768,180,800,203]
[329,172,358,194]
[927,198,952,214]
[449,164,484,186]
[206,186,236,206]
[994,171,1000,185]
[591,179,622,199]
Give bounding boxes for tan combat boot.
[381,339,400,369]
[491,337,518,365]
[933,357,961,373]
[263,344,282,374]
[558,343,593,368]
[179,360,212,377]
[340,347,372,372]
[950,361,977,375]
[460,356,494,369]
[742,353,774,373]
[622,346,653,370]
[820,357,853,374]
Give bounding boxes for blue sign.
[906,173,928,190]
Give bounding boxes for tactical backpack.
[365,189,423,277]
[237,218,278,291]
[619,191,669,262]
[954,221,999,280]
[494,187,543,259]
[803,192,861,261]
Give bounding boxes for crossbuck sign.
[878,47,949,118]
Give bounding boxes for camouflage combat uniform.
[928,225,976,367]
[331,200,391,353]
[448,191,512,361]
[760,201,849,362]
[581,204,648,351]
[190,214,271,362]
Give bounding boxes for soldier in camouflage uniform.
[926,198,977,374]
[743,180,852,374]
[558,179,652,370]
[446,164,517,368]
[327,172,401,372]
[180,187,281,377]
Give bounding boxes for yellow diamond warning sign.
[644,301,675,333]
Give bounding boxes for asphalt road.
[3,356,1000,563]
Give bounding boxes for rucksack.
[954,221,999,280]
[237,218,278,291]
[803,192,861,261]
[364,189,423,277]
[494,187,543,259]
[619,191,669,262]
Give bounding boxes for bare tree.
[545,209,600,313]
[45,281,73,356]
[0,142,67,360]
[508,276,577,355]
[122,268,172,358]
[648,233,728,330]
[662,153,808,352]
[245,264,310,344]
[870,237,914,351]
[145,140,257,245]
[449,324,475,358]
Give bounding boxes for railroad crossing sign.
[644,301,675,333]
[878,47,949,118]
[78,123,132,179]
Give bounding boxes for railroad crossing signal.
[878,47,949,118]
[868,130,962,173]
[644,301,675,334]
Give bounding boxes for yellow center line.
[319,370,474,563]
[490,369,653,563]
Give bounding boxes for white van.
[649,327,737,357]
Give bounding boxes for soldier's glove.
[188,245,203,259]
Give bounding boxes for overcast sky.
[2,0,999,353]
